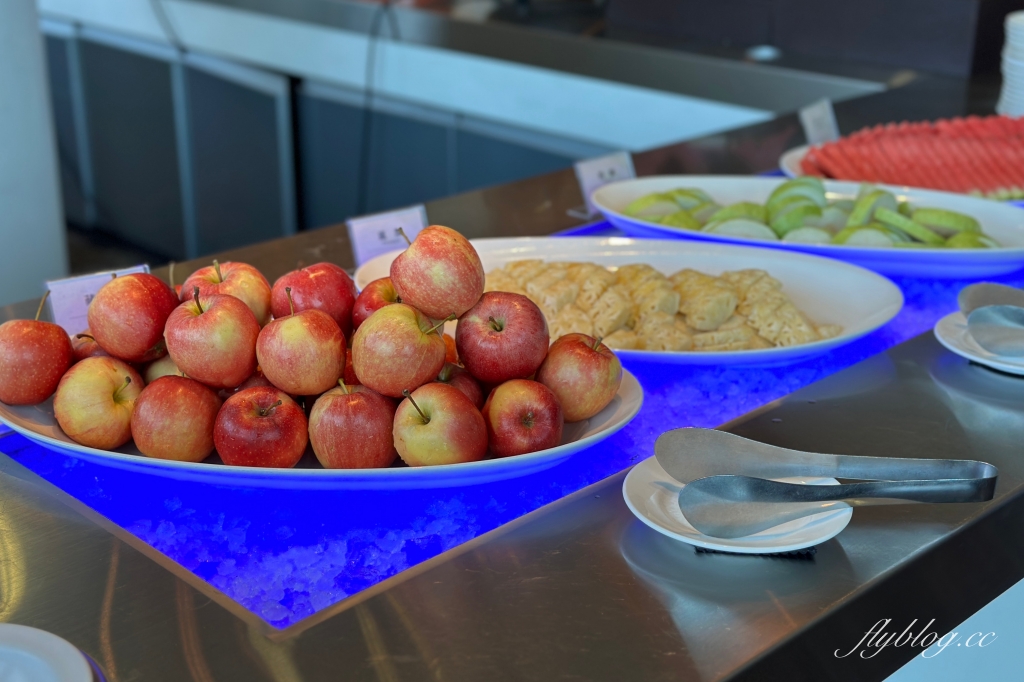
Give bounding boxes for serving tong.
[655,428,998,539]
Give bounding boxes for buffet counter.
[0,73,1019,681]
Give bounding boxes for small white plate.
[622,456,852,553]
[934,310,1024,376]
[356,237,904,368]
[592,176,1024,278]
[0,624,91,682]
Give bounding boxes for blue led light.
[4,230,1024,628]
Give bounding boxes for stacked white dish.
[998,11,1024,117]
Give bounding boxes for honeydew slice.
[782,226,833,244]
[770,203,822,237]
[703,219,778,241]
[624,193,680,219]
[898,201,914,217]
[708,202,767,224]
[804,205,850,233]
[911,208,981,237]
[946,232,1001,249]
[874,207,944,246]
[767,178,827,209]
[668,188,714,209]
[831,199,856,213]
[832,226,896,247]
[767,195,815,222]
[659,210,702,230]
[866,221,910,243]
[688,202,721,224]
[846,190,899,227]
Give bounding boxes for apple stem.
[192,286,204,314]
[396,227,412,247]
[427,314,456,335]
[592,336,604,351]
[438,364,452,382]
[259,399,283,417]
[402,389,429,424]
[213,259,223,283]
[488,316,504,332]
[168,261,176,288]
[285,287,295,316]
[35,290,51,321]
[338,380,350,394]
[113,375,132,400]
[75,333,94,341]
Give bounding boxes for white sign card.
[799,98,841,146]
[346,204,429,266]
[573,151,636,217]
[46,264,150,335]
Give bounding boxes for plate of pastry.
[356,237,903,367]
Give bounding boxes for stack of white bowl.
[998,11,1024,116]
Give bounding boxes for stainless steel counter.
[4,331,1024,680]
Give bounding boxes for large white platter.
[622,456,852,553]
[357,237,903,367]
[591,175,1024,278]
[0,372,642,490]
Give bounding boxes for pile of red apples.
[0,226,623,469]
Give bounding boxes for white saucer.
[0,624,91,682]
[622,456,852,554]
[934,310,1024,376]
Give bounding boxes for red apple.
[351,303,447,398]
[482,379,563,457]
[0,295,74,405]
[53,357,143,449]
[309,382,397,469]
[393,382,487,466]
[256,289,346,396]
[214,386,308,468]
[181,260,272,326]
[88,273,179,363]
[435,362,483,408]
[536,333,622,422]
[131,376,221,462]
[71,331,108,363]
[390,225,484,320]
[164,288,259,389]
[271,263,358,337]
[455,292,549,385]
[143,354,183,384]
[352,277,399,329]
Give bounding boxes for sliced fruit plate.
[591,176,1024,278]
[780,115,1024,200]
[356,237,903,368]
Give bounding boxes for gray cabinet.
[41,23,296,261]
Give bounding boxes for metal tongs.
[655,428,998,539]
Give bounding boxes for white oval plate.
[622,456,852,553]
[779,144,809,178]
[591,176,1024,278]
[934,310,1024,376]
[0,624,91,682]
[356,237,903,368]
[0,373,642,490]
